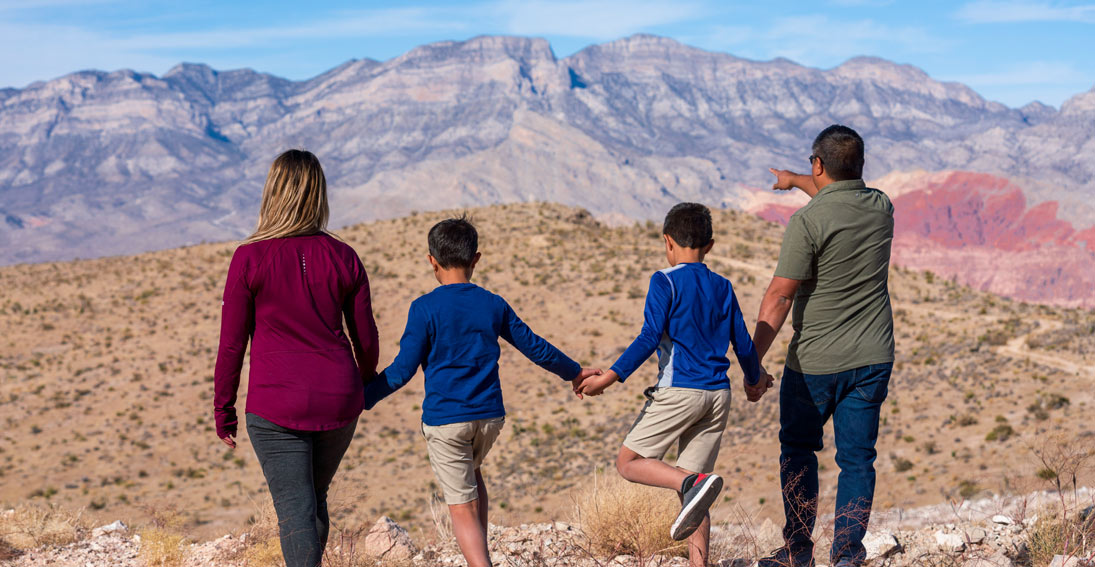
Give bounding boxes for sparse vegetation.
[574,472,686,559]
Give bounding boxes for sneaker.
[670,473,723,541]
[756,547,816,567]
[831,560,859,567]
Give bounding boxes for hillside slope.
[1,203,1092,541]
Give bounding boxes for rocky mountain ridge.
[2,34,1094,270]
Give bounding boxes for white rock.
[1048,555,1092,567]
[863,530,901,559]
[967,527,988,544]
[362,516,418,561]
[91,520,127,538]
[935,530,966,553]
[992,514,1014,525]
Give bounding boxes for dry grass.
[241,538,284,567]
[137,507,189,567]
[0,503,88,551]
[1026,508,1095,567]
[237,500,284,567]
[137,527,188,566]
[573,471,686,559]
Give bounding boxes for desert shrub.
[986,424,1015,442]
[574,472,686,559]
[0,504,87,551]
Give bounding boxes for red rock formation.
[745,171,1095,307]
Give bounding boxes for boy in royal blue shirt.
[363,216,600,567]
[577,202,772,567]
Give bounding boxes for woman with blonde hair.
[213,149,379,567]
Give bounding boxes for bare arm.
[752,276,802,360]
[769,168,818,198]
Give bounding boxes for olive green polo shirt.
[774,179,895,374]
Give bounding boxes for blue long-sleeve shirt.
[363,283,581,426]
[610,263,761,389]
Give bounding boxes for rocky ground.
[4,488,1093,567]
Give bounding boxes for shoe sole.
[670,474,723,541]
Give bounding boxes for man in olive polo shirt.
[751,125,895,567]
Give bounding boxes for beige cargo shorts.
[421,416,505,505]
[623,386,731,474]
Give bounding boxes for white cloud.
[955,1,1095,23]
[115,8,468,50]
[494,0,703,39]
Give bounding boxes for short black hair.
[428,216,478,269]
[812,125,865,181]
[663,203,713,248]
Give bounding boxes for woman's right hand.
[220,432,237,449]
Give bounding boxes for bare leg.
[474,468,488,532]
[449,499,491,567]
[615,445,691,490]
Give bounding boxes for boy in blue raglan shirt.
[577,202,773,567]
[363,216,601,567]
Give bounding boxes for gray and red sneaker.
[670,473,723,541]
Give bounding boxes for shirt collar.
[817,179,867,195]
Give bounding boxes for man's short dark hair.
[428,216,478,269]
[663,203,713,249]
[812,125,865,181]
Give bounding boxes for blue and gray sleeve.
[610,272,673,382]
[363,301,430,409]
[500,299,581,380]
[728,286,761,385]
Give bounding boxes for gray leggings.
[246,413,357,567]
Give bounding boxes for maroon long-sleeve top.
[213,233,379,438]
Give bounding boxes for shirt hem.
[244,410,360,432]
[423,408,506,427]
[786,356,895,376]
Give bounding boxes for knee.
[615,451,638,480]
[835,448,877,472]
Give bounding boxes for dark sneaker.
[832,560,860,567]
[670,473,723,541]
[756,547,816,567]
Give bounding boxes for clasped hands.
[571,367,776,402]
[744,368,776,402]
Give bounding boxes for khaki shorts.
[422,417,505,505]
[623,386,731,474]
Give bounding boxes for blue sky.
[1,0,1093,108]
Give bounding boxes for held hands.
[571,367,604,399]
[744,369,776,403]
[574,369,619,398]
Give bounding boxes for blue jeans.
[778,363,891,565]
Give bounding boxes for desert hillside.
[1,202,1092,544]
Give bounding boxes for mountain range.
[1,34,1093,304]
